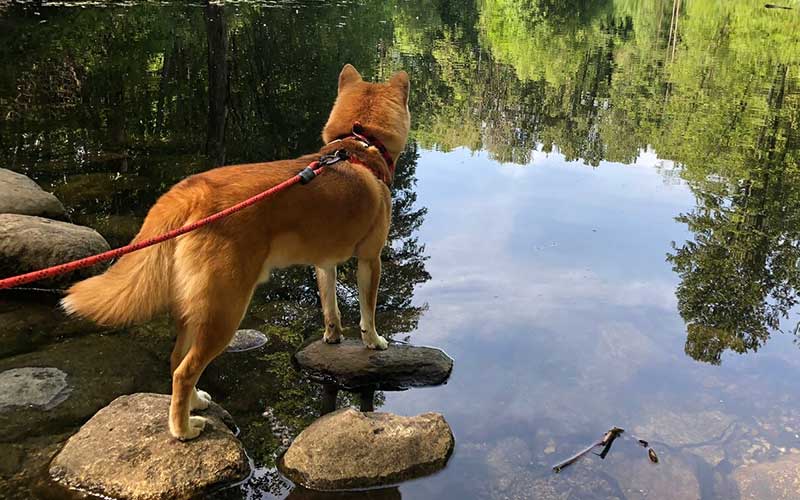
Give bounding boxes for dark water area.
[1,0,800,498]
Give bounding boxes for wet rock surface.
[226,329,269,353]
[0,214,110,287]
[0,169,66,220]
[0,367,71,412]
[0,300,101,358]
[50,393,250,500]
[293,337,453,391]
[0,333,165,442]
[279,408,454,490]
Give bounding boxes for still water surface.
[1,1,800,499]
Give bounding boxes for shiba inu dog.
[61,64,411,440]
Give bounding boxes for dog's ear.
[390,71,410,105]
[339,64,362,93]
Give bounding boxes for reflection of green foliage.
[393,0,800,364]
[479,0,615,85]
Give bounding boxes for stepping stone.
[50,393,249,500]
[226,329,268,353]
[279,408,454,490]
[292,336,453,413]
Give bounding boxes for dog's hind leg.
[357,257,388,350]
[168,237,260,440]
[170,315,211,411]
[169,295,252,440]
[316,265,344,343]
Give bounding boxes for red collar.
[329,122,395,184]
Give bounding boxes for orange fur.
[61,64,411,440]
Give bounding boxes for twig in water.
[552,427,658,472]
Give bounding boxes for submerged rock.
[0,299,101,358]
[633,410,735,448]
[0,214,110,287]
[0,168,66,220]
[0,367,71,412]
[226,329,269,353]
[293,337,453,391]
[0,333,164,442]
[733,453,800,499]
[50,393,250,500]
[279,408,454,490]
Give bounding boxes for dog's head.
[322,64,411,162]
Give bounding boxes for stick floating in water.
[552,427,624,473]
[551,427,658,473]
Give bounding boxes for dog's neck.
[322,122,397,186]
[319,139,393,186]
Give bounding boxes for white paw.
[172,416,207,441]
[191,388,212,410]
[366,335,389,350]
[323,334,342,344]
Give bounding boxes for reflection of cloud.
[412,146,690,343]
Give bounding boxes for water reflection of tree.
[668,64,800,364]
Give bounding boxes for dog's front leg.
[357,257,388,350]
[316,265,344,343]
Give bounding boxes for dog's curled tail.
[61,194,189,326]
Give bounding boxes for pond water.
[1,1,800,499]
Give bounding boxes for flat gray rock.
[293,337,453,391]
[226,329,268,353]
[50,393,249,500]
[0,214,110,287]
[0,168,66,220]
[279,408,453,490]
[0,367,71,411]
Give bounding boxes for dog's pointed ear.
[339,64,362,93]
[390,71,410,105]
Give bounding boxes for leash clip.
[318,148,350,166]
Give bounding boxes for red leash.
[0,161,327,290]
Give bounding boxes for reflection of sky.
[382,147,800,498]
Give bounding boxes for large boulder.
[279,408,454,490]
[0,169,66,220]
[0,214,110,287]
[293,337,453,391]
[50,393,250,500]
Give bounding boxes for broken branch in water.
[552,427,658,473]
[552,427,624,473]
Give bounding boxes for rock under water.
[279,408,454,490]
[50,392,250,500]
[0,367,71,412]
